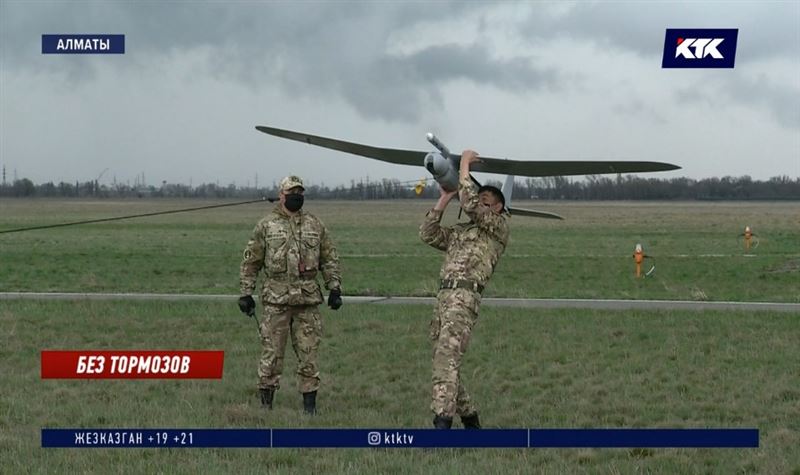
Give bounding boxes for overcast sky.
[1,1,798,189]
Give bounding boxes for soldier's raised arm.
[458,150,509,241]
[420,186,457,251]
[240,221,266,296]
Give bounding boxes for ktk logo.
[675,38,724,59]
[662,29,738,68]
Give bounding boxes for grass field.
[1,199,798,473]
[1,300,798,473]
[1,199,798,301]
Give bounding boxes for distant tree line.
[517,175,800,200]
[1,175,798,200]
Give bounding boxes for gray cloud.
[676,72,800,129]
[1,1,796,184]
[1,1,562,122]
[725,75,800,129]
[338,43,561,121]
[613,99,668,125]
[517,1,799,61]
[514,2,800,130]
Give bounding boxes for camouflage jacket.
[240,205,341,306]
[419,175,510,289]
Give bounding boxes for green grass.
[1,199,798,472]
[1,199,798,301]
[1,301,798,473]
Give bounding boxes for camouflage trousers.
[257,303,322,393]
[430,288,481,418]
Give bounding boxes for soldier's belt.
[439,279,484,294]
[266,274,316,281]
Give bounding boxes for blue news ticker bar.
[41,34,125,54]
[530,429,758,448]
[273,429,527,448]
[42,428,758,448]
[42,429,269,448]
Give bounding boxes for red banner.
[41,350,224,379]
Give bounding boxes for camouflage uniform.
[240,184,341,394]
[419,175,510,419]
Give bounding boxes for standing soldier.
[238,175,342,414]
[419,150,510,429]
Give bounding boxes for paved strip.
[1,292,798,312]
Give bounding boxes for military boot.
[433,415,453,429]
[461,412,481,429]
[302,391,317,415]
[259,387,275,410]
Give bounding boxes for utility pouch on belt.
[439,279,484,294]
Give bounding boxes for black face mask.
[284,193,304,212]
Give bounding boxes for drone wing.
[255,126,425,166]
[507,207,564,220]
[257,125,681,177]
[471,157,681,176]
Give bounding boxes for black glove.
[327,288,342,310]
[238,295,256,316]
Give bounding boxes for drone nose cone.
[426,132,435,142]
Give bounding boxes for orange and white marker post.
[743,225,753,251]
[633,243,647,278]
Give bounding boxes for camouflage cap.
[279,175,305,192]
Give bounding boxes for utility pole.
[95,168,109,196]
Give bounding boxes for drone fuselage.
[423,151,459,192]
